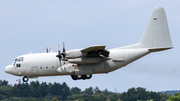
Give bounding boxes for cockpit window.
[15,57,24,62]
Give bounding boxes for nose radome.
[5,65,13,73]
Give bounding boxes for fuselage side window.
[16,64,21,67]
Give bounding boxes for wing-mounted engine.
[66,45,110,58]
[66,50,87,59]
[81,45,110,57]
[56,43,110,65]
[65,45,110,64]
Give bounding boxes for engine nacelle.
[66,49,87,59]
[57,64,76,74]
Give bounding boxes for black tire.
[71,75,77,80]
[86,74,92,79]
[22,76,29,82]
[81,75,87,80]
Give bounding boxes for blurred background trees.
[0,79,173,101]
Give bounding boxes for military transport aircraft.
[5,7,173,82]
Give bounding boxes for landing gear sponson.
[71,74,92,80]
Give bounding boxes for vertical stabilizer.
[139,7,173,49]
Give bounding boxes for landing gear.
[86,74,92,79]
[22,76,29,82]
[71,74,92,80]
[71,75,78,80]
[77,75,82,80]
[81,75,86,80]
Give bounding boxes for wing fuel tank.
[68,57,110,64]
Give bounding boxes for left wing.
[66,45,110,64]
[81,45,110,57]
[66,45,110,59]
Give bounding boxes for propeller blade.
[63,41,65,52]
[62,42,66,64]
[58,44,60,51]
[56,44,62,66]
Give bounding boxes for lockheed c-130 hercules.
[5,7,173,82]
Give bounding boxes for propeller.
[56,42,67,66]
[61,42,66,64]
[56,44,62,66]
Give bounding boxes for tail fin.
[139,7,173,50]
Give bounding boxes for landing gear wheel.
[86,74,92,79]
[77,75,82,80]
[22,76,29,82]
[71,75,78,80]
[81,75,87,80]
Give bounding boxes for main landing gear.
[22,76,29,82]
[71,74,92,80]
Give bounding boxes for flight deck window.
[15,57,24,62]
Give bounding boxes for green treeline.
[0,79,176,101]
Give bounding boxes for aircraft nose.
[5,65,13,73]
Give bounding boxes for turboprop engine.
[57,64,76,74]
[66,49,87,59]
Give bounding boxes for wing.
[66,45,110,59]
[66,45,110,64]
[81,45,110,57]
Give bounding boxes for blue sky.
[0,0,180,92]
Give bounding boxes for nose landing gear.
[22,76,29,82]
[71,74,92,80]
